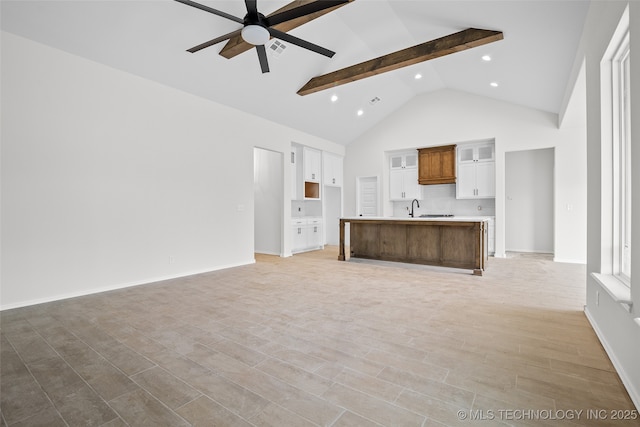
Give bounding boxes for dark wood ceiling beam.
[219,0,354,59]
[297,28,503,96]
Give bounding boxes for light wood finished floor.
[1,247,638,426]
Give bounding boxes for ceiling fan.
[175,0,351,73]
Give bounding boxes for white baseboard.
[506,248,554,254]
[553,257,587,264]
[0,259,256,311]
[584,307,640,411]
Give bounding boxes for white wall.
[505,148,554,253]
[573,1,640,409]
[344,89,587,262]
[0,32,344,309]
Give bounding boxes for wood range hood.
[418,145,457,185]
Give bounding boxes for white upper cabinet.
[458,142,495,164]
[323,152,343,187]
[457,162,496,198]
[475,162,496,197]
[389,151,420,201]
[303,147,321,183]
[390,168,420,201]
[390,152,418,170]
[456,142,495,199]
[290,148,303,200]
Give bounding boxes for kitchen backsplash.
[292,200,322,217]
[393,184,495,217]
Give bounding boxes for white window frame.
[597,5,631,298]
[611,33,631,285]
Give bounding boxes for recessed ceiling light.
[357,109,364,116]
[490,82,499,87]
[330,94,338,103]
[414,73,423,79]
[482,55,492,61]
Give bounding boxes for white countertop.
[341,216,491,222]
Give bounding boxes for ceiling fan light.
[241,25,270,45]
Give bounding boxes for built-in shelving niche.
[305,181,320,199]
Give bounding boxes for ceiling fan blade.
[174,0,244,24]
[297,28,504,96]
[266,0,350,27]
[256,45,270,73]
[219,0,354,59]
[187,29,243,53]
[245,0,258,16]
[268,28,334,58]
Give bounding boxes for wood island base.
[339,217,488,275]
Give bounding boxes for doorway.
[505,148,554,254]
[356,176,379,217]
[254,148,283,256]
[324,186,342,245]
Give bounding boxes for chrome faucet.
[409,199,420,217]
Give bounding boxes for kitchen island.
[338,216,488,275]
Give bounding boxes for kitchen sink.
[419,214,455,218]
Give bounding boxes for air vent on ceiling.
[269,40,287,57]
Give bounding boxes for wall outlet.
[596,290,599,306]
[169,256,175,264]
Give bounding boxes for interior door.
[357,176,379,217]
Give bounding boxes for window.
[612,33,631,284]
[593,6,632,307]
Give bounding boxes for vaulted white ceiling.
[1,0,590,144]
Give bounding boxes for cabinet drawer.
[292,218,307,226]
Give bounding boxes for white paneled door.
[357,176,379,217]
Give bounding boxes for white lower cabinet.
[292,218,307,252]
[307,218,322,249]
[292,217,323,253]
